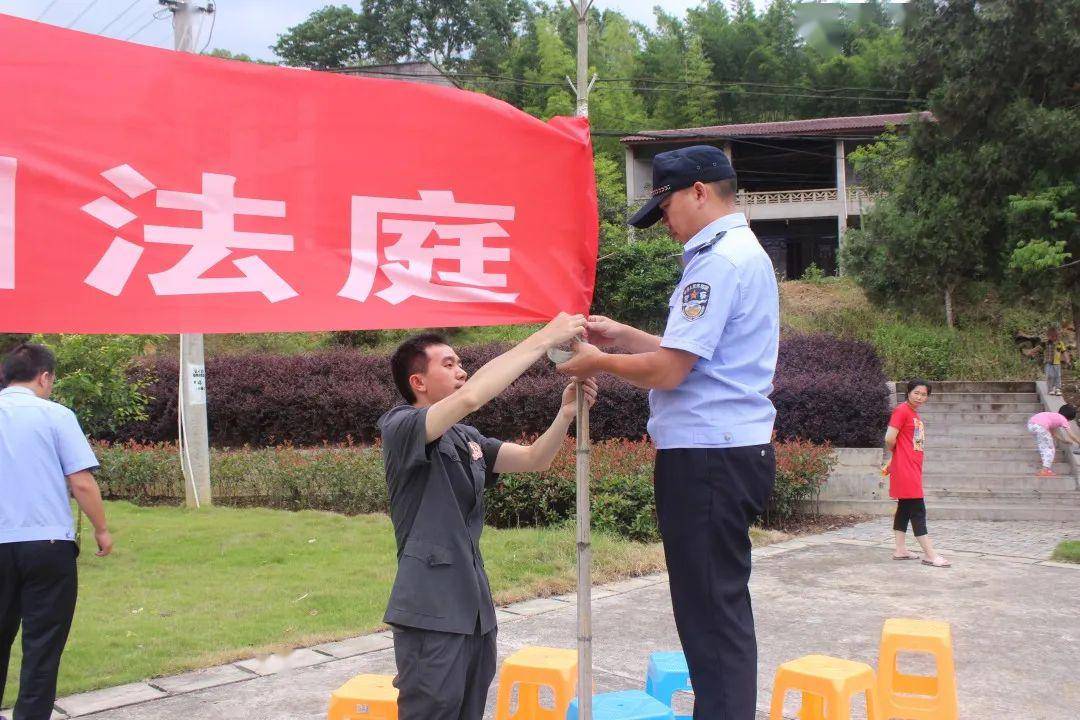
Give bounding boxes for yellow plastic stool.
[769,654,882,720]
[327,673,398,720]
[878,619,958,720]
[495,646,578,719]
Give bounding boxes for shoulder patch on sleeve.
[681,282,711,321]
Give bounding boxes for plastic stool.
[644,651,692,719]
[878,619,958,720]
[769,654,882,720]
[327,674,398,720]
[495,646,577,719]
[567,690,675,719]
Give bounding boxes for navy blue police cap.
[629,145,736,229]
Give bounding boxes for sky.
[0,0,761,61]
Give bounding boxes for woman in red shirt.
[883,379,950,567]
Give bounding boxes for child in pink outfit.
[1027,405,1080,476]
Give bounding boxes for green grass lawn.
[1052,540,1080,563]
[4,501,682,701]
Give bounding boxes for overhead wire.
[35,0,61,21]
[125,11,165,41]
[66,0,102,29]
[199,2,217,53]
[99,0,144,34]
[328,68,923,105]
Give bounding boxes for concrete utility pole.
[162,0,215,507]
[567,2,595,718]
[835,139,848,276]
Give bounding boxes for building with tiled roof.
[622,112,933,277]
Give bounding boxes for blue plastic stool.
[644,652,693,719]
[566,690,674,720]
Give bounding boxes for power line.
[402,69,919,98]
[35,0,60,21]
[603,75,916,96]
[449,75,922,105]
[66,0,102,29]
[199,1,218,53]
[125,13,163,41]
[330,68,922,104]
[100,0,145,34]
[114,5,152,37]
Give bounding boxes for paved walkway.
[821,517,1080,560]
[28,520,1080,719]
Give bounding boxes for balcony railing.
[735,187,874,205]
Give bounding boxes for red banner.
[0,14,598,334]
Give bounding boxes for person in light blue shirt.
[558,145,778,720]
[1,343,112,720]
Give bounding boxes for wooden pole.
[568,2,594,717]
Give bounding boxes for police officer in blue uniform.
[557,145,779,720]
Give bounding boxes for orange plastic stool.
[327,673,398,720]
[878,619,958,720]
[769,654,882,720]
[495,646,578,719]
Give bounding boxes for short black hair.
[906,379,932,398]
[1059,404,1077,421]
[709,178,737,200]
[390,333,449,404]
[1,342,55,386]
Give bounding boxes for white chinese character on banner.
[339,190,517,305]
[81,166,297,302]
[0,156,15,290]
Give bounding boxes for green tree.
[205,49,277,65]
[1007,183,1080,334]
[30,335,162,437]
[841,129,988,328]
[272,5,372,68]
[642,10,718,128]
[520,16,575,119]
[274,1,530,70]
[845,0,1080,327]
[589,10,647,154]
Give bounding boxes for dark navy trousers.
[0,540,79,720]
[655,445,775,720]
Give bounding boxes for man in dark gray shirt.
[378,313,597,720]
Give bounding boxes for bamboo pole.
[568,2,595,717]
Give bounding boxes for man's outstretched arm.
[556,343,698,391]
[493,379,598,473]
[586,315,662,354]
[424,313,586,442]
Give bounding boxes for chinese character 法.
[81,165,297,302]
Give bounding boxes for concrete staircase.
[817,381,1080,521]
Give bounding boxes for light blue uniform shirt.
[648,212,779,449]
[0,386,99,544]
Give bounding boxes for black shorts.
[894,498,928,536]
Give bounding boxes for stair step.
[893,381,1036,393]
[925,490,1080,506]
[811,498,1080,521]
[895,392,1040,404]
[918,411,1038,424]
[829,469,1077,491]
[915,402,1043,413]
[922,470,1071,480]
[923,475,1077,492]
[928,423,1034,434]
[922,435,1047,449]
[920,460,1071,474]
[916,446,1068,460]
